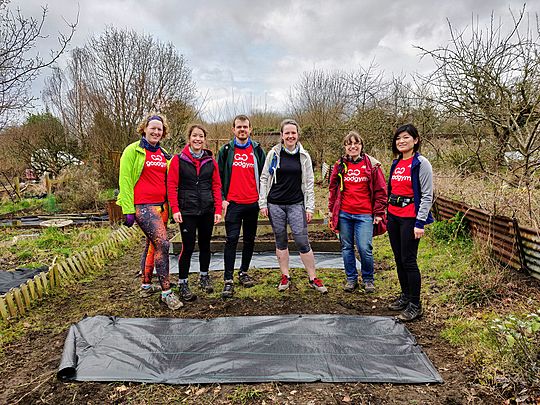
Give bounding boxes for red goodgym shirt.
[388,157,415,218]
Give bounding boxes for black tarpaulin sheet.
[58,314,442,384]
[0,266,48,294]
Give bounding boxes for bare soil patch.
[0,237,511,404]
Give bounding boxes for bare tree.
[43,27,197,184]
[0,1,76,128]
[418,6,540,181]
[289,69,349,166]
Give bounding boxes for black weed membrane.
[58,314,443,384]
[0,266,48,294]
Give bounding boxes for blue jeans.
[339,211,374,282]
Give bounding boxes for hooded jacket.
[116,138,171,215]
[388,152,434,229]
[217,138,266,201]
[328,154,388,233]
[258,142,315,213]
[167,144,222,216]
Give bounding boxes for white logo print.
[232,152,254,169]
[391,165,411,182]
[344,167,368,183]
[145,153,167,168]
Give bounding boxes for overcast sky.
[10,0,535,122]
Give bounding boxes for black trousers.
[223,201,259,280]
[178,213,214,279]
[387,213,421,305]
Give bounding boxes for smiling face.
[232,119,251,143]
[344,138,362,159]
[394,131,418,158]
[189,127,206,153]
[144,119,164,146]
[281,124,299,150]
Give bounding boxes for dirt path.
[0,241,501,404]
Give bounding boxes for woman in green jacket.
[117,113,182,310]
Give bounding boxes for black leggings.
[178,213,214,279]
[387,213,421,305]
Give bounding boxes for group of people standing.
[117,113,433,322]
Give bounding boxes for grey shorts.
[267,202,311,253]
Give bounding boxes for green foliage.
[43,194,59,213]
[430,212,469,242]
[489,311,540,386]
[0,198,42,215]
[227,386,263,404]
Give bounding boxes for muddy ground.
[0,234,516,405]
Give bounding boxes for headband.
[148,115,163,122]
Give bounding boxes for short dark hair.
[232,114,251,128]
[392,123,421,156]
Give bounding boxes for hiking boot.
[363,280,375,294]
[343,279,358,293]
[309,278,328,294]
[139,284,161,298]
[161,292,183,310]
[278,274,291,292]
[222,280,234,298]
[199,274,214,293]
[388,293,410,311]
[397,302,423,322]
[238,272,255,288]
[178,282,197,302]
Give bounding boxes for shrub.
[54,166,104,211]
[489,311,540,390]
[430,212,469,242]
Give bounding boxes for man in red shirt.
[217,115,266,298]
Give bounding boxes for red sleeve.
[212,159,223,215]
[328,162,340,212]
[167,155,180,214]
[372,166,388,216]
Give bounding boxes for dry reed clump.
[434,170,540,229]
[54,166,103,212]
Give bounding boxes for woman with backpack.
[386,124,434,321]
[328,131,387,294]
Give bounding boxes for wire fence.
[433,195,540,281]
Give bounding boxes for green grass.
[0,198,43,216]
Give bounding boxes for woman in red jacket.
[167,124,222,301]
[328,131,387,293]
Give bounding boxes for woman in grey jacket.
[387,123,434,321]
[259,119,327,294]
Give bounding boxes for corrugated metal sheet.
[433,195,540,280]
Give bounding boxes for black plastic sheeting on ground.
[0,266,48,294]
[58,315,443,384]
[168,251,355,273]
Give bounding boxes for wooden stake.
[27,279,37,300]
[5,292,17,318]
[0,297,9,323]
[34,275,43,298]
[14,289,26,315]
[21,284,31,308]
[40,272,48,293]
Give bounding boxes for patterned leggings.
[136,203,171,291]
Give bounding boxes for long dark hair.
[392,124,420,156]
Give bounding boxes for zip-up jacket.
[258,142,315,213]
[217,138,266,201]
[117,139,171,215]
[167,145,222,216]
[388,152,434,229]
[328,154,388,233]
